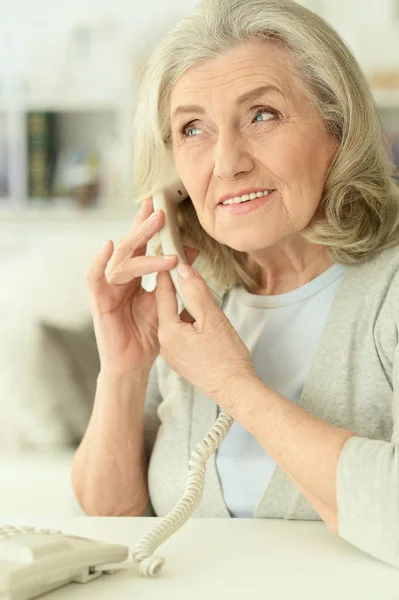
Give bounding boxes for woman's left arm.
[212,374,357,535]
[214,375,399,570]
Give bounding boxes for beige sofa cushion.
[34,320,100,447]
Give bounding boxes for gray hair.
[132,0,399,291]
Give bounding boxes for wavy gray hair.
[132,0,399,292]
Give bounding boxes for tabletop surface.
[1,515,398,600]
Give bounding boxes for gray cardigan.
[142,244,399,569]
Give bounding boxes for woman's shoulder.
[343,244,399,283]
[347,244,399,323]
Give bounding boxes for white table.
[1,515,399,600]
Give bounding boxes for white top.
[215,263,346,517]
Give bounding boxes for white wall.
[0,0,199,93]
[1,0,398,93]
[320,0,399,71]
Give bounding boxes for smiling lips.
[218,190,275,215]
[220,189,274,205]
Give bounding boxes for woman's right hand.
[86,197,198,375]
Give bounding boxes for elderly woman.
[73,0,399,570]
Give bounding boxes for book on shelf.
[27,111,57,201]
[26,111,103,209]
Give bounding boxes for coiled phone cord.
[131,408,234,577]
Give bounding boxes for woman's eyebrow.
[171,84,284,123]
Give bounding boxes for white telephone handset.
[152,180,224,313]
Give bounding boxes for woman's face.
[169,40,339,253]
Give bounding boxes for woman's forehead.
[170,41,298,107]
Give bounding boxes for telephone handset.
[152,180,224,313]
[127,181,235,578]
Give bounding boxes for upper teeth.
[222,190,273,205]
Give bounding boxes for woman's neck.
[247,242,334,296]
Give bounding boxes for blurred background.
[0,0,398,516]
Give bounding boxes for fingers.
[132,197,163,261]
[86,240,115,296]
[87,198,198,299]
[105,202,164,279]
[134,196,153,226]
[106,254,178,285]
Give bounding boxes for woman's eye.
[186,126,202,137]
[252,108,277,123]
[179,107,278,139]
[180,123,202,138]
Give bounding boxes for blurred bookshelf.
[0,86,398,225]
[0,89,137,223]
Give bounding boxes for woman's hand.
[86,196,198,376]
[155,264,257,401]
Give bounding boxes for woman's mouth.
[218,190,275,215]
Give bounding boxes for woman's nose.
[213,130,254,180]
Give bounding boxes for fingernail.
[101,241,110,251]
[178,264,193,279]
[148,210,161,221]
